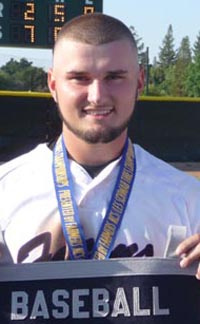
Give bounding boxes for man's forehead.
[53,38,138,72]
[54,38,136,53]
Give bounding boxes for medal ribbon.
[53,135,136,260]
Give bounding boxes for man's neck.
[80,159,119,178]
[62,129,127,166]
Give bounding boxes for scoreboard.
[0,0,103,48]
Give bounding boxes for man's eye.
[75,76,88,81]
[73,76,90,82]
[67,75,90,82]
[106,74,124,80]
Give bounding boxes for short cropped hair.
[54,13,137,50]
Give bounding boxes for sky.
[0,0,199,70]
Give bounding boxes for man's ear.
[137,66,145,98]
[48,68,57,103]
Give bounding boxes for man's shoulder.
[134,143,200,193]
[0,143,52,182]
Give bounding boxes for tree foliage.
[148,27,200,97]
[177,36,192,63]
[0,58,47,91]
[193,31,200,61]
[170,36,192,96]
[159,24,176,68]
[184,55,200,97]
[129,26,147,66]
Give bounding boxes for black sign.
[0,258,199,323]
[0,0,103,48]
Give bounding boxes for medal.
[53,135,136,260]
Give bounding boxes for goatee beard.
[56,105,134,144]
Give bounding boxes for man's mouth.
[83,107,114,116]
[84,110,112,116]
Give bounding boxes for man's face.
[48,39,144,144]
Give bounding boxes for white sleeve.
[182,176,200,235]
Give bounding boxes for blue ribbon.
[53,135,136,260]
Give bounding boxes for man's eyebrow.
[64,70,128,77]
[65,71,88,75]
[107,70,128,75]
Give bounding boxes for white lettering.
[30,291,49,319]
[0,3,3,17]
[85,0,93,4]
[10,286,171,320]
[52,289,69,319]
[93,288,109,317]
[72,289,90,318]
[152,286,170,316]
[111,288,131,317]
[133,287,151,316]
[11,291,28,320]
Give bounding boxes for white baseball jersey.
[1,143,200,263]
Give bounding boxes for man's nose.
[87,80,106,104]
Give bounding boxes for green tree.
[157,65,175,96]
[148,58,166,95]
[149,24,177,96]
[170,36,192,96]
[0,70,15,90]
[159,24,176,67]
[193,31,200,61]
[129,26,146,65]
[1,58,25,76]
[177,36,192,64]
[0,58,47,91]
[184,55,200,97]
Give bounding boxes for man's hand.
[176,234,200,280]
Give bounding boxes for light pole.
[145,46,150,95]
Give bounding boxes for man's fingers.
[196,263,200,280]
[176,233,200,256]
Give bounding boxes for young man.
[1,13,200,278]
